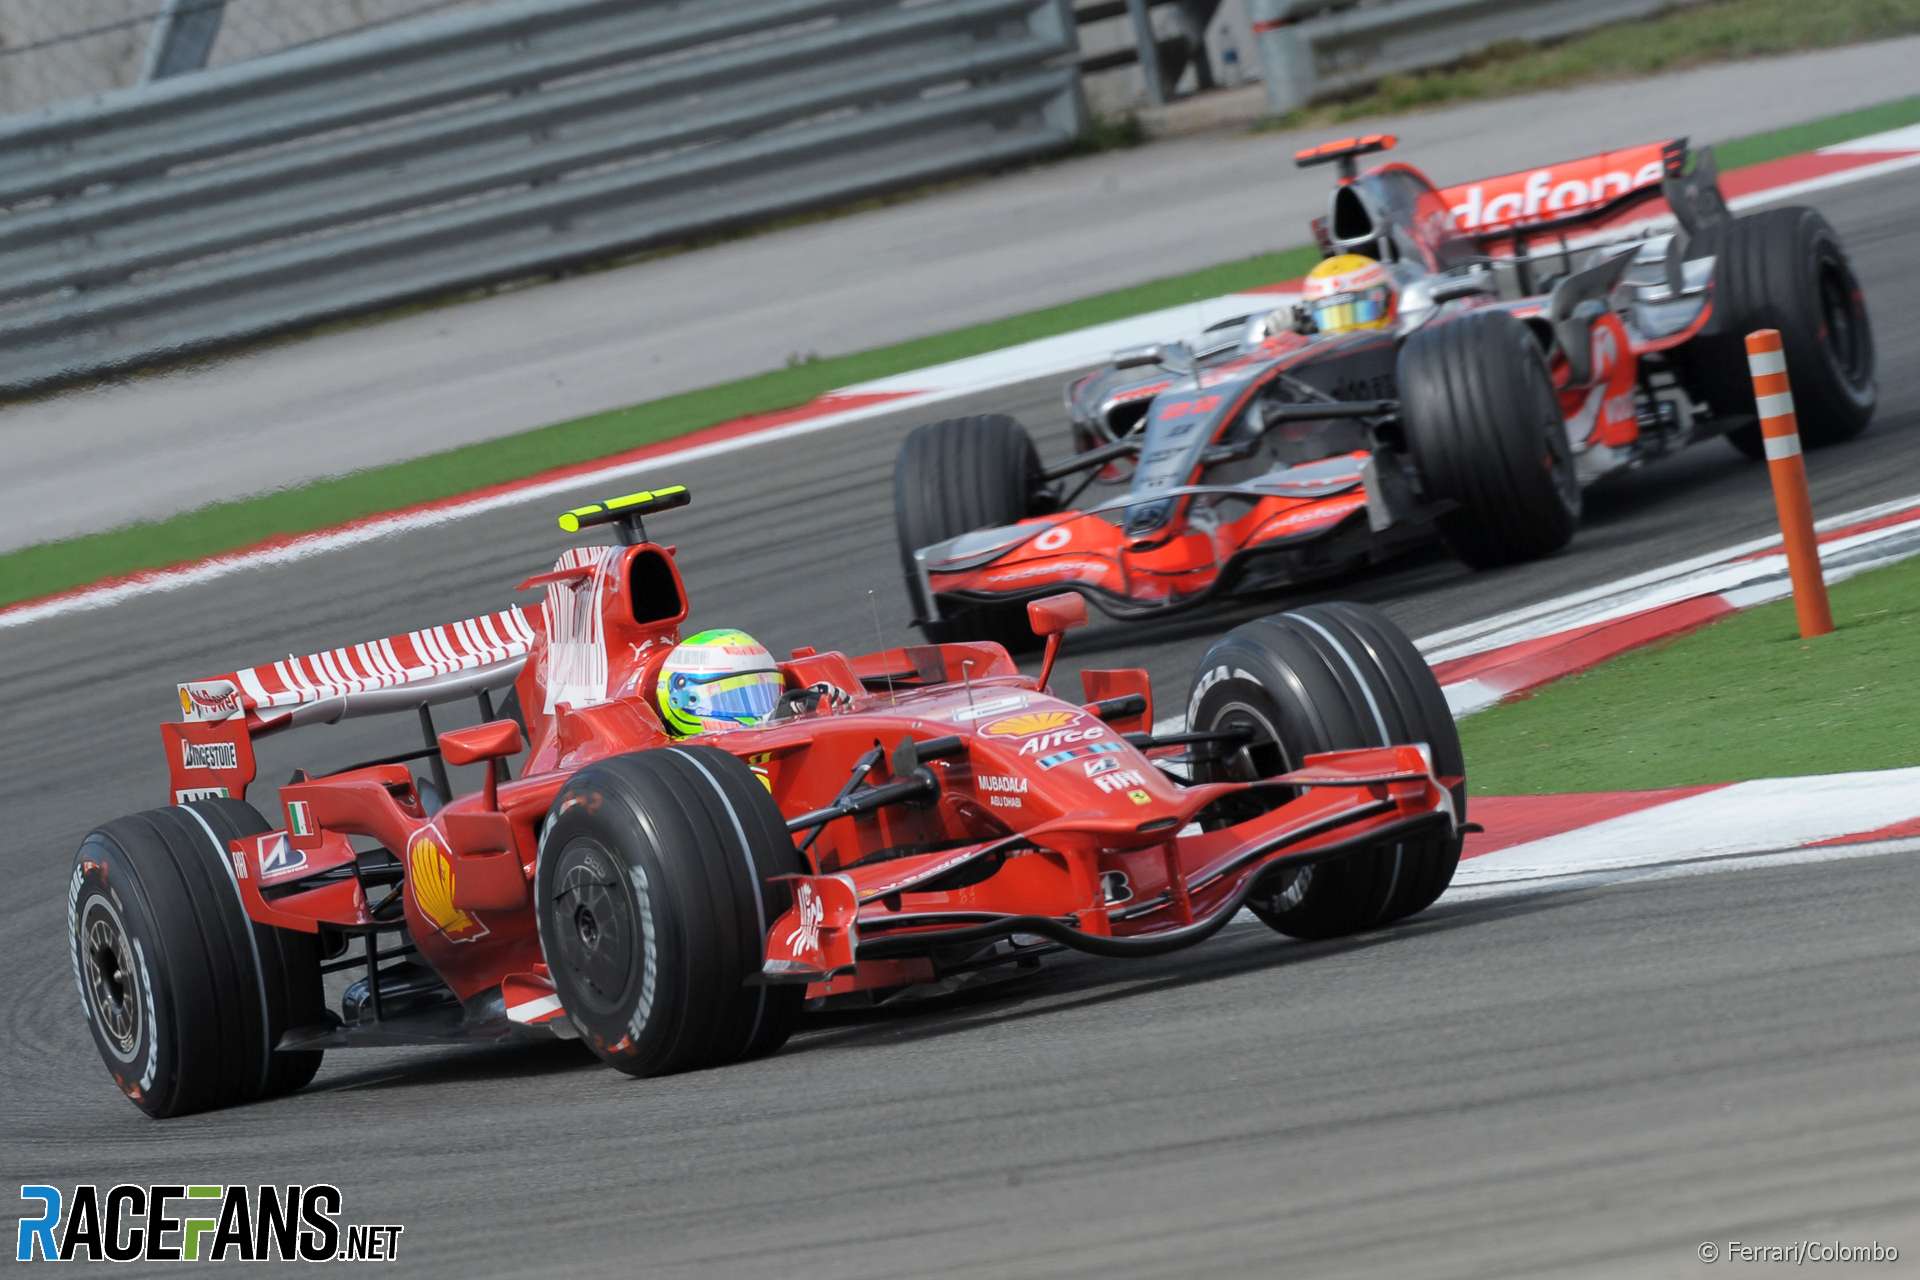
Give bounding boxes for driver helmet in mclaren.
[1303,253,1397,335]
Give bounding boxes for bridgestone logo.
[182,741,239,771]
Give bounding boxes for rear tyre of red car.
[536,745,806,1077]
[894,413,1046,653]
[1696,206,1876,458]
[68,799,326,1119]
[1185,601,1465,939]
[1399,308,1579,569]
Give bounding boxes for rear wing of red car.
[1437,138,1722,242]
[162,605,538,806]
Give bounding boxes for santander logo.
[1443,145,1669,233]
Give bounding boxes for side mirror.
[439,719,524,811]
[1028,592,1088,637]
[1027,592,1088,692]
[439,719,524,766]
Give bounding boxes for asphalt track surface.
[5,170,1919,1275]
[6,36,1920,550]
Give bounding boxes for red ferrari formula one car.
[895,134,1876,647]
[69,487,1466,1117]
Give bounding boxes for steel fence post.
[1246,0,1320,114]
[1124,0,1167,105]
[142,0,228,81]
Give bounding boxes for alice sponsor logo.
[180,741,238,771]
[1018,726,1106,756]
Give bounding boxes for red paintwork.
[926,463,1372,612]
[161,535,1458,1018]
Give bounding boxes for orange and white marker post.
[1745,329,1833,639]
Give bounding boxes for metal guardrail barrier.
[0,0,1085,393]
[1247,0,1712,114]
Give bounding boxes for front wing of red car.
[762,744,1459,982]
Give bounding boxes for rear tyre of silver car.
[1185,601,1465,939]
[1399,308,1580,569]
[1697,206,1876,458]
[536,746,806,1077]
[69,799,326,1118]
[893,414,1046,654]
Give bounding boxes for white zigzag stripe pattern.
[226,606,538,712]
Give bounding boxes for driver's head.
[1304,254,1395,335]
[657,629,784,736]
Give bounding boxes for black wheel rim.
[81,899,141,1062]
[1197,701,1290,826]
[1816,250,1872,390]
[548,840,641,1019]
[1204,702,1314,912]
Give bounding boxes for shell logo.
[410,832,488,942]
[981,709,1079,738]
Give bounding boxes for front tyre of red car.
[69,800,326,1118]
[1697,206,1876,457]
[536,746,805,1078]
[1399,308,1580,569]
[1185,601,1465,939]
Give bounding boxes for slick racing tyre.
[69,800,326,1118]
[536,746,805,1077]
[1696,206,1876,458]
[1185,601,1464,939]
[894,413,1046,653]
[1399,308,1579,569]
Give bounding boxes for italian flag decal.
[287,800,314,837]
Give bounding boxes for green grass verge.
[9,90,1920,609]
[1265,0,1920,127]
[1713,94,1920,169]
[1461,556,1920,795]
